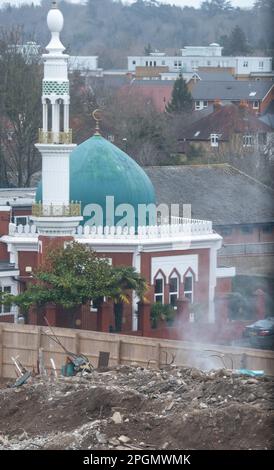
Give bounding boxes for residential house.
[191,80,274,113]
[178,103,273,157]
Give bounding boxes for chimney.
[239,100,249,117]
[213,99,222,111]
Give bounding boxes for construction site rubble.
[0,364,273,450]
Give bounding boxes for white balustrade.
[8,218,213,239]
[73,218,213,239]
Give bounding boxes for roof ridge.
[145,163,230,169]
[225,165,274,193]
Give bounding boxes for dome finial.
[92,109,103,136]
[46,0,65,53]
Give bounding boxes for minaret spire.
[31,2,82,235]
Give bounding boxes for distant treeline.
[0,0,273,68]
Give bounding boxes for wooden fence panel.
[0,322,274,379]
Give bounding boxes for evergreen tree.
[144,43,153,55]
[165,75,192,114]
[201,0,233,15]
[224,25,251,55]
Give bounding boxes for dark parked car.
[243,317,274,350]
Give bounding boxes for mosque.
[0,2,234,340]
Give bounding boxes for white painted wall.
[69,56,99,71]
[128,54,272,75]
[181,44,223,57]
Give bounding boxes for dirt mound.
[0,365,273,450]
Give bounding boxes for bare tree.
[0,27,42,187]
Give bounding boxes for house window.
[243,135,254,147]
[174,61,178,67]
[262,225,272,233]
[210,134,219,147]
[169,275,179,307]
[207,61,211,66]
[259,61,264,69]
[132,60,136,65]
[243,61,248,67]
[154,275,164,304]
[14,216,29,226]
[162,60,165,65]
[1,286,11,314]
[241,226,253,234]
[154,61,156,67]
[253,101,259,109]
[145,61,148,66]
[178,61,182,67]
[220,227,233,236]
[184,273,194,303]
[195,101,207,110]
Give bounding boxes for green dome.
[36,135,156,227]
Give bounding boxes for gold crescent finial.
[92,109,102,135]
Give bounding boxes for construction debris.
[11,371,32,388]
[111,411,123,424]
[0,364,273,450]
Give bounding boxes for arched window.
[154,270,165,304]
[184,270,194,303]
[169,270,180,307]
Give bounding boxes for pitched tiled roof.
[191,80,273,101]
[144,164,274,225]
[180,104,273,141]
[197,71,235,81]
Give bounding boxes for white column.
[51,102,59,143]
[208,246,217,323]
[132,247,142,331]
[52,102,57,132]
[64,103,69,132]
[42,103,48,132]
[55,102,60,133]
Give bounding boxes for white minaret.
[32,1,82,235]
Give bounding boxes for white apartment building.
[69,56,103,76]
[128,43,273,77]
[181,43,223,57]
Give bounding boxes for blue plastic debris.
[11,371,32,387]
[235,369,264,377]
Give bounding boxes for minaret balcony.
[32,202,81,217]
[38,129,72,145]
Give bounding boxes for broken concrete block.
[96,432,107,444]
[111,411,122,424]
[118,435,131,444]
[109,438,120,446]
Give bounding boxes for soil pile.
[0,365,273,450]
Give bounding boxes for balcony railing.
[32,202,81,217]
[38,129,72,144]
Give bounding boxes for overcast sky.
[0,1,256,9]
